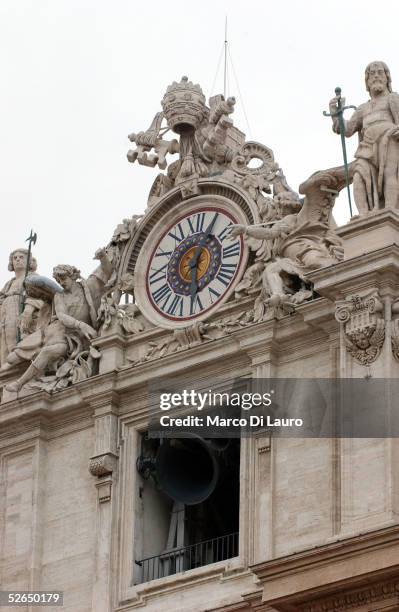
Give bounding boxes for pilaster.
[307,215,399,537]
[87,391,120,612]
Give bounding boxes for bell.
[137,434,219,506]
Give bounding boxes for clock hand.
[190,213,219,269]
[189,213,219,311]
[190,269,198,311]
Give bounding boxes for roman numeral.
[217,222,233,242]
[152,283,171,305]
[216,263,236,287]
[190,294,204,315]
[187,212,206,234]
[223,242,240,259]
[166,294,184,316]
[208,286,221,304]
[149,264,168,285]
[168,222,186,243]
[155,248,173,259]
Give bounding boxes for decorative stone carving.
[127,112,179,170]
[0,215,151,402]
[161,76,207,134]
[89,453,117,478]
[127,76,247,202]
[129,321,209,364]
[96,216,153,337]
[328,61,399,214]
[335,291,385,365]
[95,479,112,504]
[128,310,254,366]
[98,299,147,337]
[391,299,399,362]
[103,215,142,299]
[0,248,41,368]
[231,166,346,320]
[392,321,399,361]
[4,249,113,395]
[119,304,145,334]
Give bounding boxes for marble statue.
[329,61,399,213]
[0,249,41,368]
[230,166,346,318]
[5,248,112,393]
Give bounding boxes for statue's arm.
[246,225,286,240]
[332,106,363,138]
[231,221,291,241]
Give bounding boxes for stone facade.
[2,65,399,612]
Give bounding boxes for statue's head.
[351,330,371,350]
[365,61,392,94]
[8,248,37,273]
[53,264,80,290]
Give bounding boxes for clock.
[134,198,249,328]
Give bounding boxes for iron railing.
[135,531,239,583]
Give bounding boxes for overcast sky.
[1,0,398,286]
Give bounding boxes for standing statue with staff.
[0,232,41,368]
[326,61,399,214]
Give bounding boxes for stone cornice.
[0,295,339,427]
[251,524,399,608]
[252,524,399,580]
[336,208,399,241]
[0,371,118,430]
[306,245,399,300]
[208,591,265,611]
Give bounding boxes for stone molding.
[95,476,113,504]
[88,452,118,478]
[251,525,399,610]
[300,578,399,612]
[336,208,399,260]
[306,244,399,301]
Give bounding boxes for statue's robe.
[339,92,399,210]
[0,275,41,366]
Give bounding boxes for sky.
[1,0,398,286]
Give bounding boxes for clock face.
[142,206,246,326]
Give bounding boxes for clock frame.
[134,195,250,329]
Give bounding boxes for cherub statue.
[345,320,386,365]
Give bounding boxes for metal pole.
[323,87,357,217]
[17,229,37,343]
[223,17,228,98]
